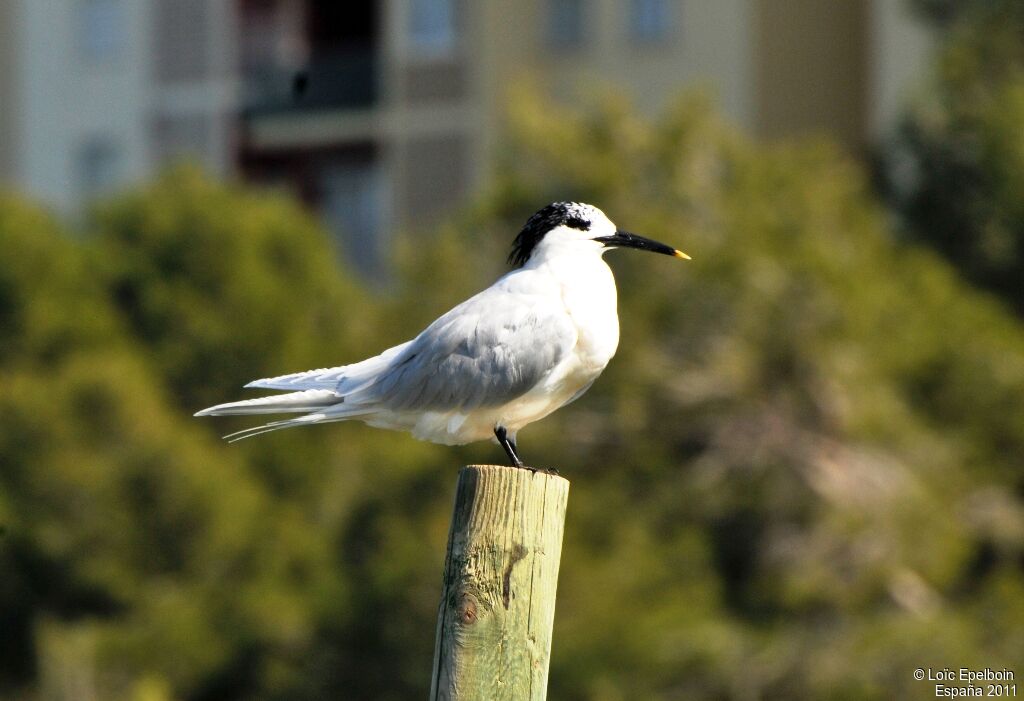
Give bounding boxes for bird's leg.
[495,427,560,474]
[506,436,559,474]
[494,426,526,469]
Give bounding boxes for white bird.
[195,202,689,469]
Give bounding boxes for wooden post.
[429,465,570,701]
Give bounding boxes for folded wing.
[349,286,577,413]
[195,277,577,440]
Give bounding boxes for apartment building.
[0,0,932,269]
[0,0,236,211]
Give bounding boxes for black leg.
[494,426,526,469]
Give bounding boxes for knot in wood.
[456,592,477,626]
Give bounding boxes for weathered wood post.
[429,465,570,701]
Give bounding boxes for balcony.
[244,45,377,117]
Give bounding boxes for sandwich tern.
[195,202,688,469]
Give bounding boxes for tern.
[195,202,689,469]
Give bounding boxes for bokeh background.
[2,1,1024,699]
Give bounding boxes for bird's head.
[508,202,690,267]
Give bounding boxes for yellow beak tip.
[673,250,691,260]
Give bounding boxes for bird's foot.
[493,427,559,474]
[495,426,527,470]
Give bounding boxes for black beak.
[595,230,690,259]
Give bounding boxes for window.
[78,138,121,198]
[629,0,671,42]
[547,0,585,48]
[78,0,126,61]
[321,160,387,274]
[409,0,456,58]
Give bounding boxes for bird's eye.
[565,217,591,231]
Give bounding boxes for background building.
[0,0,932,268]
[0,0,237,211]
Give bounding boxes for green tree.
[89,167,373,413]
[489,91,1024,699]
[882,0,1024,312]
[3,93,1023,701]
[0,191,363,701]
[87,169,457,699]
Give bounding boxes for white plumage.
[195,202,687,467]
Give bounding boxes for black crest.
[508,202,593,267]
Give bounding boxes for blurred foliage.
[2,92,1023,701]
[882,0,1024,313]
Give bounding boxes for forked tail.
[194,389,367,442]
[194,389,340,416]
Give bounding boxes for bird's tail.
[194,389,339,416]
[194,389,369,443]
[218,413,335,443]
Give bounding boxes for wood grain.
[429,465,570,701]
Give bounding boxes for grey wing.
[356,291,577,412]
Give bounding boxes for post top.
[463,464,570,487]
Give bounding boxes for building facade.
[0,0,932,268]
[0,0,236,211]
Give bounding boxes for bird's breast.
[559,260,620,369]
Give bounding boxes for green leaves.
[2,95,1022,700]
[494,90,1024,700]
[887,0,1024,312]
